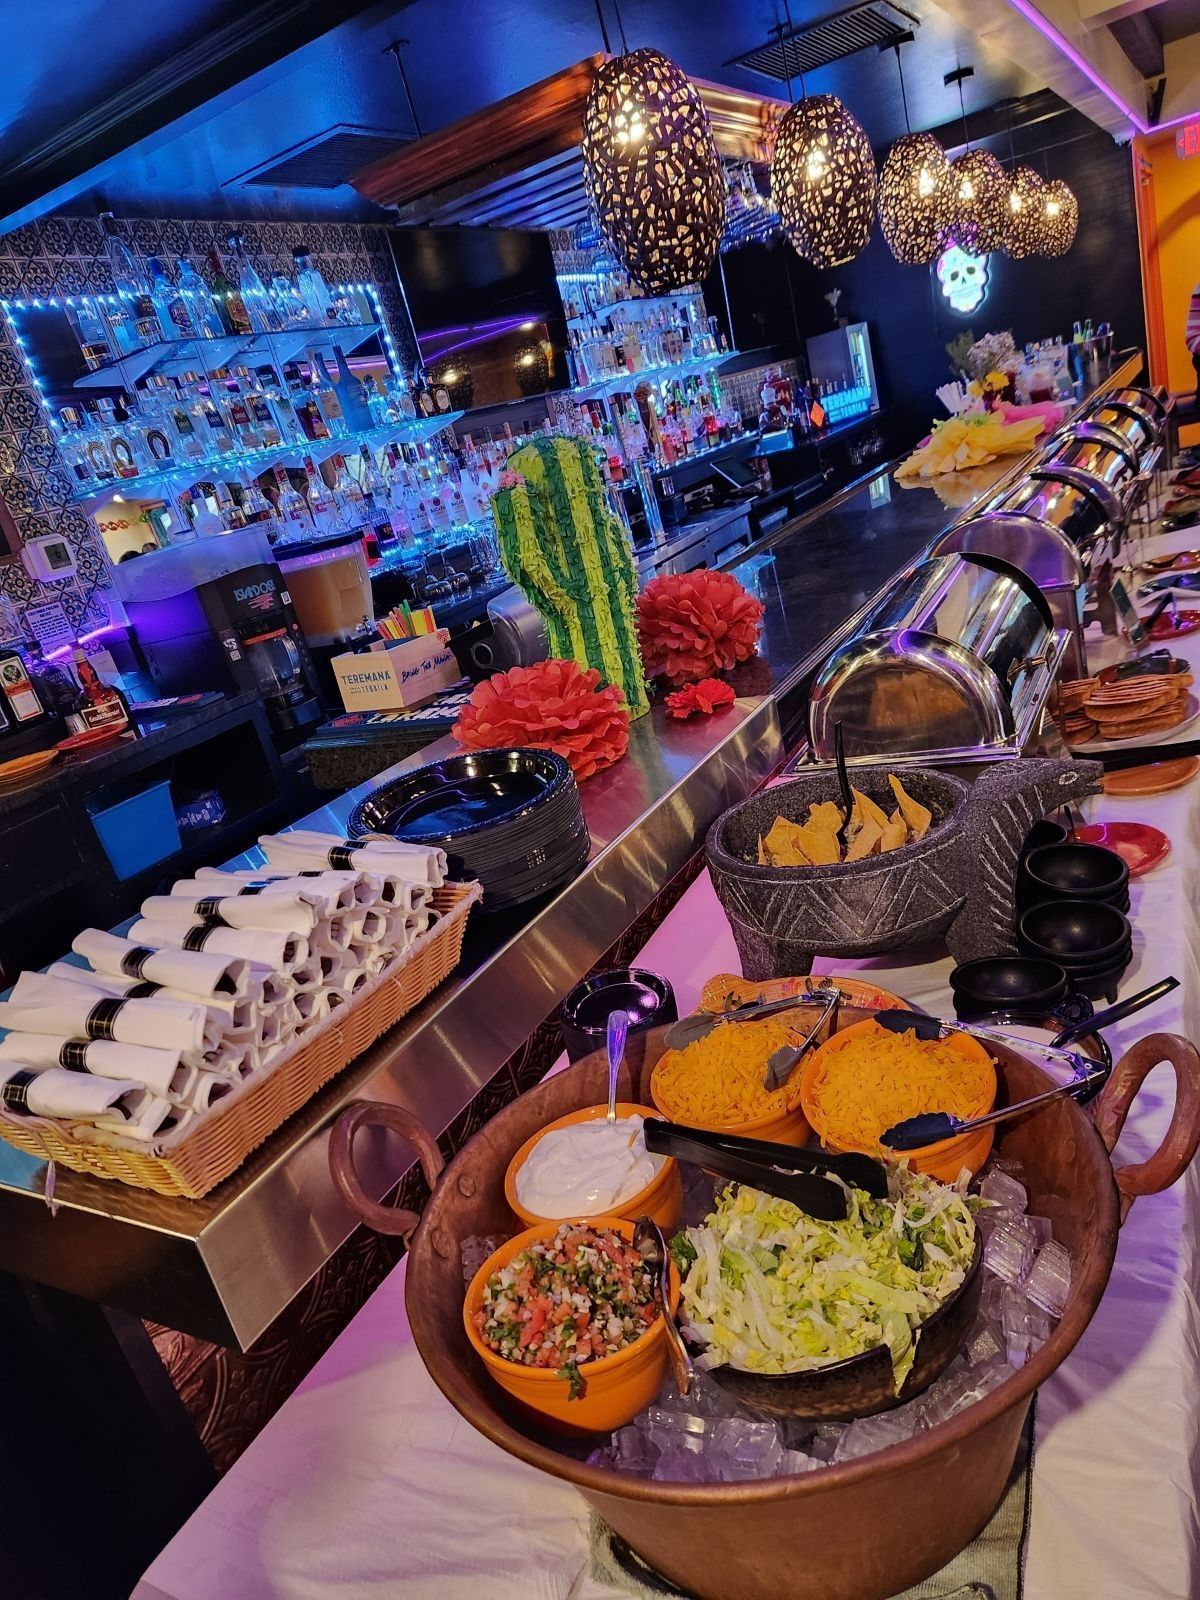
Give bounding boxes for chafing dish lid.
[930,511,1087,589]
[988,469,1116,543]
[1039,423,1139,483]
[1084,400,1156,453]
[808,553,1054,759]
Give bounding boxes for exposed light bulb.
[960,177,975,201]
[917,167,935,198]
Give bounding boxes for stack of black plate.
[347,748,589,912]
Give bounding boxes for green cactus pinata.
[490,434,649,718]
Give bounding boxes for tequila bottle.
[206,248,252,337]
[228,234,280,334]
[99,213,156,354]
[176,258,226,340]
[146,256,194,341]
[292,247,332,325]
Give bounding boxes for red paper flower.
[636,569,764,686]
[665,678,736,719]
[452,659,629,782]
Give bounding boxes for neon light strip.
[1004,0,1200,135]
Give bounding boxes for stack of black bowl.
[1015,841,1132,1003]
[347,748,590,912]
[949,956,1070,1021]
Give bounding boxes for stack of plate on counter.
[349,748,590,912]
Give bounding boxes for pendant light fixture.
[1040,177,1079,257]
[581,3,725,294]
[877,38,953,266]
[1003,165,1046,259]
[943,68,1007,256]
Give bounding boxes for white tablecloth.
[136,529,1200,1600]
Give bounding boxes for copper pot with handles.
[329,1017,1200,1600]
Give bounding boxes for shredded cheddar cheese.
[802,1021,995,1153]
[651,1015,806,1127]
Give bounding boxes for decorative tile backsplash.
[0,216,415,635]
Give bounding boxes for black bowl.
[1017,900,1131,965]
[1021,843,1130,902]
[561,968,678,1063]
[705,1235,984,1421]
[1021,819,1069,857]
[949,955,1069,1015]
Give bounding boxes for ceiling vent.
[729,1,919,81]
[227,125,415,190]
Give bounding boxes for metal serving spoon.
[606,1008,628,1123]
[632,1215,694,1396]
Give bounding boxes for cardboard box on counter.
[331,629,463,712]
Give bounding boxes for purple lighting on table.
[1003,0,1200,134]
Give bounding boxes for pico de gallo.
[473,1223,660,1398]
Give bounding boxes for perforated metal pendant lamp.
[1003,165,1046,259]
[948,148,1008,255]
[1041,178,1079,257]
[878,132,953,265]
[772,94,877,269]
[582,47,725,294]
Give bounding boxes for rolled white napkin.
[187,1075,237,1113]
[350,907,388,945]
[0,975,211,1055]
[140,893,320,936]
[0,1033,189,1097]
[44,966,265,1043]
[259,830,446,888]
[95,1092,189,1142]
[288,960,324,993]
[309,912,353,955]
[249,966,291,1008]
[128,918,308,973]
[0,1062,146,1122]
[189,867,370,913]
[72,928,252,1001]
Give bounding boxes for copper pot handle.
[1091,1032,1200,1224]
[328,1100,445,1239]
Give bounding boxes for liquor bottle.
[292,247,333,325]
[330,347,375,429]
[0,649,47,725]
[67,301,114,371]
[272,468,309,535]
[68,646,129,735]
[228,234,279,334]
[95,396,150,479]
[137,377,178,464]
[222,372,262,450]
[146,257,193,341]
[306,350,347,438]
[326,453,366,532]
[176,258,226,340]
[388,372,417,421]
[304,458,335,530]
[269,272,308,330]
[412,367,437,418]
[206,248,252,338]
[99,213,156,355]
[56,407,95,485]
[188,374,235,455]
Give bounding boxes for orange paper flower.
[452,659,629,782]
[636,569,764,685]
[665,678,736,719]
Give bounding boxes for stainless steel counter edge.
[0,695,782,1347]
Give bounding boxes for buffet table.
[133,756,1200,1600]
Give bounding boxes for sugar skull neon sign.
[937,244,989,314]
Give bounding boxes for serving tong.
[875,977,1178,1151]
[662,979,842,1091]
[643,1118,887,1222]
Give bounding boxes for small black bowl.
[1021,819,1069,857]
[949,955,1069,1017]
[560,967,678,1063]
[1017,899,1131,965]
[1021,843,1130,904]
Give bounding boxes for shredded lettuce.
[678,1171,978,1394]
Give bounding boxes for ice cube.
[992,1155,1026,1183]
[780,1448,820,1475]
[1025,1214,1053,1248]
[1027,1309,1052,1353]
[979,1273,1006,1330]
[1001,1283,1031,1368]
[712,1417,784,1480]
[644,1406,710,1451]
[966,1326,1003,1369]
[976,1206,1019,1241]
[984,1218,1038,1284]
[980,1170,1028,1214]
[833,1409,920,1461]
[807,1424,846,1462]
[1025,1240,1072,1318]
[612,1424,660,1475]
[652,1443,714,1482]
[656,1370,739,1418]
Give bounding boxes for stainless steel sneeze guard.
[0,698,782,1348]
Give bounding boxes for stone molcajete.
[705,758,1103,979]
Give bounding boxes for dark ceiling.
[1,0,1044,232]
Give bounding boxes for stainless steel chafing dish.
[1081,398,1158,462]
[935,466,1121,677]
[1087,386,1168,447]
[807,552,1067,766]
[1037,423,1140,488]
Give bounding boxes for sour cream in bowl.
[504,1103,683,1232]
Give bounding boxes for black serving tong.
[1049,976,1179,1048]
[643,1118,889,1223]
[833,721,853,859]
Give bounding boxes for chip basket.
[0,880,481,1199]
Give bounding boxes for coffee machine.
[115,528,323,742]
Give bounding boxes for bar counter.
[0,353,1144,1353]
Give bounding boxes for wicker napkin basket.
[0,880,481,1199]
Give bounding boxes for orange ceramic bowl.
[650,1062,811,1147]
[799,1017,996,1181]
[463,1217,681,1436]
[504,1103,683,1232]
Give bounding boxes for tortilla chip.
[850,787,891,832]
[888,775,933,839]
[760,817,812,867]
[807,800,845,835]
[845,816,884,861]
[794,821,841,865]
[757,833,768,866]
[880,813,909,853]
